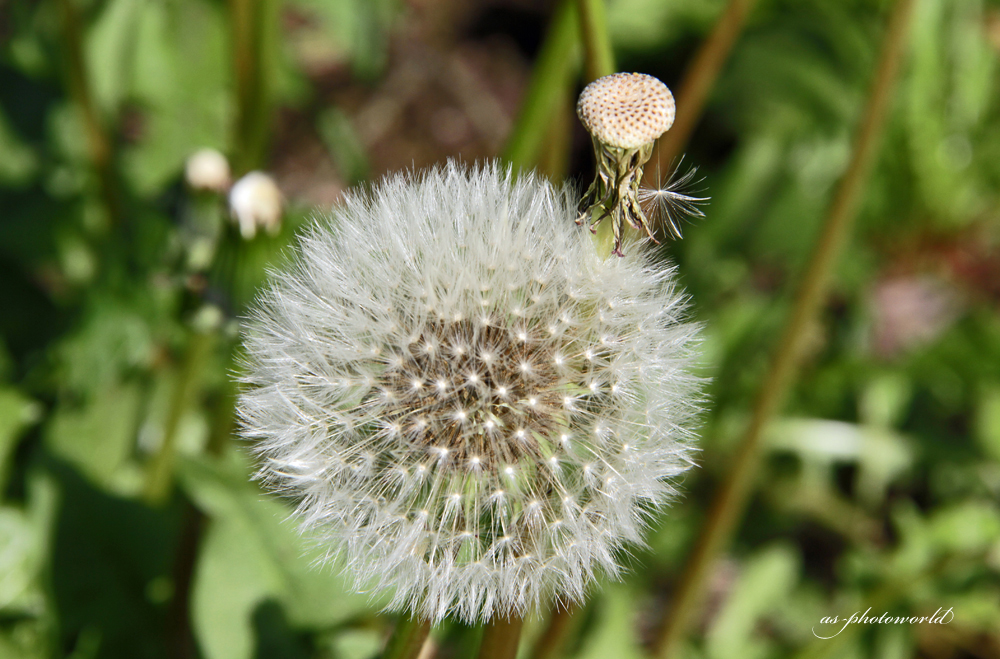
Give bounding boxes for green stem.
[652,1,914,656]
[382,614,431,659]
[144,331,214,505]
[230,0,278,173]
[575,0,617,255]
[477,614,524,659]
[593,211,616,259]
[529,603,578,659]
[646,0,759,186]
[535,88,573,180]
[502,0,580,172]
[576,0,615,83]
[57,0,121,226]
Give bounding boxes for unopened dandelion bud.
[238,162,702,623]
[576,73,675,255]
[229,171,283,240]
[185,148,231,193]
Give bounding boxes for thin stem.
[57,0,121,226]
[382,614,431,659]
[166,502,204,659]
[144,331,214,505]
[574,0,617,256]
[529,603,578,659]
[535,88,573,180]
[576,0,615,83]
[502,0,580,172]
[477,614,525,659]
[165,339,239,655]
[230,0,277,173]
[645,0,759,188]
[651,1,914,656]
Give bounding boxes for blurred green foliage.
[2,0,1000,657]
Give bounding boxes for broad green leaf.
[123,0,229,195]
[86,0,144,115]
[0,472,59,659]
[0,472,58,614]
[181,453,373,659]
[44,381,143,493]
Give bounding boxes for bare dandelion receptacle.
[576,73,676,255]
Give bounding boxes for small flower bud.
[576,73,676,255]
[228,171,283,240]
[185,148,231,193]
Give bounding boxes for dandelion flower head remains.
[239,162,702,623]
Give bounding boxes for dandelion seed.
[238,162,702,623]
[637,157,708,240]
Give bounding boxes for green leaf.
[122,0,230,195]
[705,544,799,659]
[0,106,40,186]
[975,384,1000,463]
[927,501,1000,555]
[573,583,647,659]
[48,459,180,659]
[86,0,144,115]
[179,453,374,659]
[0,471,59,615]
[0,387,42,493]
[44,381,144,493]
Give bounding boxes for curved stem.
[652,0,914,656]
[646,0,759,187]
[382,614,432,659]
[476,614,524,659]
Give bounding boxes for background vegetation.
[1,0,999,657]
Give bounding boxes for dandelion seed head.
[239,162,702,623]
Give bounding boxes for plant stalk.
[576,0,614,83]
[230,0,277,173]
[502,0,580,172]
[529,603,578,659]
[646,0,759,187]
[535,88,573,180]
[652,0,914,656]
[477,614,525,659]
[57,0,121,226]
[144,331,214,505]
[382,614,432,659]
